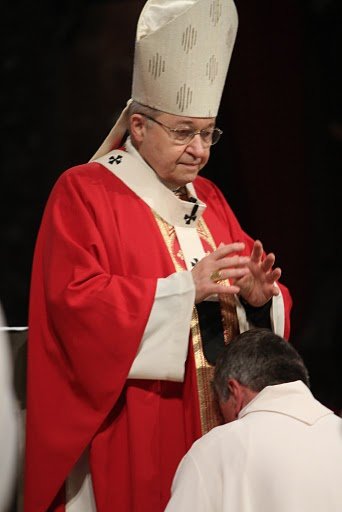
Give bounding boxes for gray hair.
[127,100,162,120]
[126,101,162,144]
[213,328,310,402]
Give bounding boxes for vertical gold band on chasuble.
[154,213,239,434]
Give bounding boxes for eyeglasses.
[141,114,223,146]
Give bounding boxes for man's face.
[132,112,215,189]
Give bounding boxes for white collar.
[239,381,333,426]
[93,139,208,269]
[95,137,206,228]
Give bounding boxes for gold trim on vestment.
[154,212,239,434]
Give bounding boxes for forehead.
[158,112,216,128]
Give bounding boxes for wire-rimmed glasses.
[141,114,223,146]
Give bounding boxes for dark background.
[1,0,341,411]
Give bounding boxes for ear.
[220,379,257,423]
[219,378,244,423]
[228,378,258,414]
[130,113,146,144]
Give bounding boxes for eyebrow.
[172,121,216,129]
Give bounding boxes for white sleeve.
[270,288,285,336]
[128,271,195,382]
[235,286,285,337]
[164,452,212,512]
[0,309,18,511]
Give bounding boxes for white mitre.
[90,0,238,160]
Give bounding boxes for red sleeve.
[25,165,157,511]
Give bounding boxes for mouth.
[179,162,200,168]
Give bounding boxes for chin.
[182,166,201,179]
[177,174,197,187]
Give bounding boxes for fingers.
[192,242,251,303]
[266,267,282,284]
[208,242,249,272]
[210,282,241,296]
[250,240,263,262]
[194,280,243,304]
[213,242,246,260]
[214,256,250,274]
[260,252,281,284]
[209,264,250,285]
[215,266,250,281]
[261,253,275,272]
[192,240,282,304]
[207,244,250,283]
[253,241,279,279]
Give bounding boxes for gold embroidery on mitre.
[154,212,239,434]
[206,55,219,84]
[182,24,198,54]
[210,0,223,26]
[148,52,166,80]
[176,83,193,113]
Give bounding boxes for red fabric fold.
[24,163,291,512]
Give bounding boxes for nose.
[186,133,207,158]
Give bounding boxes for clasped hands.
[191,240,281,305]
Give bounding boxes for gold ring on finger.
[210,270,222,282]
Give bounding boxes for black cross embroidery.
[191,258,199,267]
[184,203,199,224]
[108,155,122,165]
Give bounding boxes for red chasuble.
[24,161,292,512]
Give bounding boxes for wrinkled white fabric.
[0,308,18,512]
[166,381,342,512]
[137,1,196,40]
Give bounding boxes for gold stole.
[154,213,239,434]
